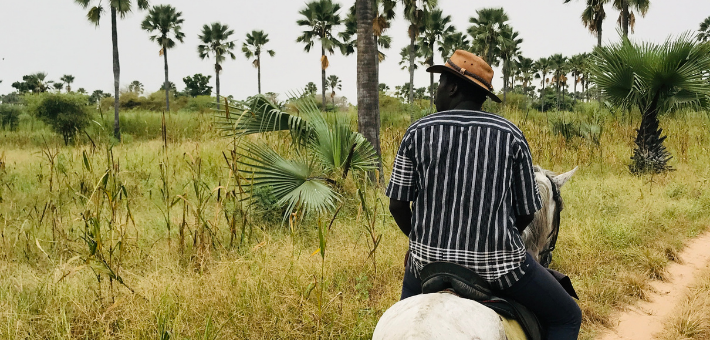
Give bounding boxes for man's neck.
[451,101,482,111]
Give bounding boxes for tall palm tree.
[613,0,649,37]
[515,56,536,104]
[242,30,275,95]
[198,22,236,110]
[568,54,585,102]
[401,0,437,113]
[296,0,344,110]
[74,0,150,141]
[468,8,509,65]
[591,34,710,173]
[534,57,552,111]
[439,30,471,60]
[419,8,454,109]
[53,83,64,93]
[60,75,75,93]
[142,4,185,112]
[549,54,568,110]
[128,80,144,94]
[566,0,609,48]
[699,16,710,42]
[327,74,342,107]
[498,25,522,105]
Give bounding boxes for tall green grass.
[0,106,708,339]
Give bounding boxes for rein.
[538,175,563,268]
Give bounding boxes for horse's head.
[523,166,578,267]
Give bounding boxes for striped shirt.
[386,110,542,290]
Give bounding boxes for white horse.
[373,167,578,340]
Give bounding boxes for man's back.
[386,109,541,290]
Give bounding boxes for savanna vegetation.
[2,0,710,339]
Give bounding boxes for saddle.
[420,262,544,340]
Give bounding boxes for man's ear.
[448,80,459,97]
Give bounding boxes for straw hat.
[426,50,502,103]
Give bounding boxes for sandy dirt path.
[597,231,710,340]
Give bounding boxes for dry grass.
[656,267,710,340]
[0,107,709,339]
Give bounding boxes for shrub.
[28,93,91,145]
[0,104,22,131]
[183,95,215,114]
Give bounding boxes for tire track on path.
[597,231,710,340]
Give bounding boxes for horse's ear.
[552,167,578,188]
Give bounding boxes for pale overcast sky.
[1,0,709,102]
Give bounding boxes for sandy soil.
[596,231,710,340]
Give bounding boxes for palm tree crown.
[296,0,344,110]
[60,75,75,93]
[142,4,185,112]
[699,16,710,42]
[468,7,509,66]
[242,30,275,95]
[419,7,454,109]
[198,22,236,109]
[613,0,650,36]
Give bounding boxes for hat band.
[446,59,493,91]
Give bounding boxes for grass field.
[658,266,710,339]
[0,104,709,339]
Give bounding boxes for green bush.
[27,93,91,145]
[183,95,216,114]
[0,104,22,131]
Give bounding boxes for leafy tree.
[30,93,92,145]
[128,80,144,95]
[498,25,522,105]
[379,83,390,93]
[439,30,471,61]
[198,22,236,110]
[142,4,185,112]
[242,30,275,95]
[77,88,87,94]
[0,104,21,131]
[60,75,75,92]
[591,34,710,174]
[12,72,52,94]
[296,0,344,110]
[548,54,568,110]
[401,0,437,109]
[327,74,342,107]
[565,0,609,48]
[304,82,318,95]
[468,8,509,65]
[419,7,454,109]
[89,90,111,106]
[699,16,710,42]
[534,57,552,111]
[74,0,150,141]
[53,83,65,93]
[613,0,649,37]
[183,74,212,97]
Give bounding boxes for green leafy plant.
[29,93,91,145]
[0,104,21,131]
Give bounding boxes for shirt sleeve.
[512,136,542,216]
[386,130,418,202]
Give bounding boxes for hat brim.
[427,65,502,103]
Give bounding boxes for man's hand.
[389,198,412,236]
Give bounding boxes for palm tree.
[128,80,144,95]
[498,25,522,105]
[242,30,275,95]
[142,4,185,112]
[591,34,710,174]
[468,8,509,65]
[699,16,710,42]
[296,0,344,110]
[568,54,585,102]
[401,0,437,112]
[198,22,236,110]
[549,54,568,110]
[60,75,75,93]
[74,0,149,141]
[534,57,552,111]
[439,30,471,60]
[53,83,64,93]
[419,8,454,110]
[327,74,342,107]
[613,0,649,37]
[566,0,609,48]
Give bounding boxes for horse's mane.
[523,166,564,261]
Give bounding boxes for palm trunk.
[321,45,327,111]
[408,25,416,113]
[257,53,262,94]
[356,0,382,181]
[111,7,121,141]
[374,35,380,88]
[541,75,546,112]
[621,0,630,37]
[215,63,220,110]
[597,23,603,48]
[163,43,170,112]
[630,91,672,174]
[503,61,508,105]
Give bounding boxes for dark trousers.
[400,253,582,340]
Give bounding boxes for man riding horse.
[386,50,582,340]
